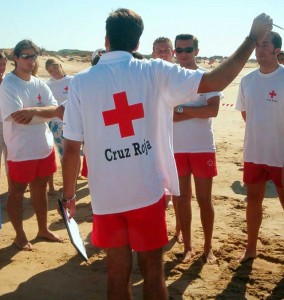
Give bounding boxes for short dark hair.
[13,39,39,57]
[270,31,282,49]
[152,37,173,51]
[174,34,199,49]
[106,8,144,52]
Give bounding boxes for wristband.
[61,194,76,204]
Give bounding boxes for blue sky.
[1,0,283,57]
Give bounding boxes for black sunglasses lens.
[175,47,194,54]
[185,47,194,53]
[19,54,37,60]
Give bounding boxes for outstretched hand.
[249,13,273,42]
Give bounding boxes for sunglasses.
[18,53,38,60]
[175,47,194,54]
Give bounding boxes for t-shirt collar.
[98,51,132,64]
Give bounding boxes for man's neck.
[12,69,31,81]
[180,62,198,70]
[259,62,280,74]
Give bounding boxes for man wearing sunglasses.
[0,39,62,251]
[172,34,220,264]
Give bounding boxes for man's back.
[63,51,203,214]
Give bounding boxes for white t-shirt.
[0,73,58,161]
[173,68,220,153]
[236,65,284,167]
[63,51,204,214]
[46,75,73,122]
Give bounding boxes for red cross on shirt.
[37,94,41,102]
[102,91,144,138]
[64,86,69,92]
[269,90,277,98]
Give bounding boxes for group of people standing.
[0,8,282,300]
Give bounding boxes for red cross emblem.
[37,94,42,102]
[269,90,277,98]
[64,86,69,92]
[102,91,144,138]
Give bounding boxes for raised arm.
[198,13,273,93]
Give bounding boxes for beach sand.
[0,58,283,300]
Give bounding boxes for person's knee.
[9,182,27,197]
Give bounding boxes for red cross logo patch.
[102,91,144,138]
[37,94,42,102]
[269,90,277,99]
[64,86,69,92]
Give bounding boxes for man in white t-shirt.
[173,34,221,264]
[152,36,182,242]
[0,40,62,251]
[62,8,272,300]
[236,31,284,263]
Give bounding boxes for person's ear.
[275,48,281,56]
[133,41,140,52]
[105,36,110,51]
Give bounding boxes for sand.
[0,58,283,300]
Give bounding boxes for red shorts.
[8,149,57,183]
[243,162,283,188]
[174,152,217,178]
[92,195,168,251]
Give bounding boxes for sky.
[1,0,284,58]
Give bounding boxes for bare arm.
[198,13,273,93]
[174,96,220,122]
[62,138,82,219]
[54,105,65,120]
[282,167,284,190]
[11,105,57,124]
[241,111,246,122]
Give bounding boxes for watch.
[176,105,184,114]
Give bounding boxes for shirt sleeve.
[205,91,221,101]
[39,80,58,107]
[235,79,246,111]
[155,61,204,108]
[62,77,84,142]
[0,80,23,121]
